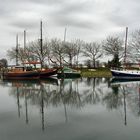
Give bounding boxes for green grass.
[80,68,112,78]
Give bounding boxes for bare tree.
[72,39,84,67]
[50,38,66,67]
[102,36,124,67]
[102,36,124,60]
[7,47,26,65]
[7,47,17,62]
[27,39,49,68]
[83,42,102,68]
[0,58,8,67]
[128,29,140,62]
[64,41,77,67]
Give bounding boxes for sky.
[0,0,140,60]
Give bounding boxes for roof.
[22,61,41,64]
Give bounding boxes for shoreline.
[80,68,112,78]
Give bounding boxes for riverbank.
[80,68,112,78]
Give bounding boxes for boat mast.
[16,34,19,66]
[61,28,67,68]
[40,21,43,69]
[23,30,26,65]
[64,27,67,42]
[124,27,128,66]
[24,30,26,50]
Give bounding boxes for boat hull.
[57,67,81,79]
[39,69,58,78]
[111,69,140,79]
[57,72,81,79]
[3,71,40,80]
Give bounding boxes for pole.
[23,30,26,66]
[24,30,26,50]
[16,34,19,66]
[40,21,43,69]
[61,28,67,68]
[64,28,67,42]
[124,27,128,66]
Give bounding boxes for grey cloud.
[1,0,140,53]
[106,0,140,28]
[48,1,94,29]
[57,1,93,14]
[28,0,66,5]
[10,20,38,30]
[109,8,140,29]
[56,18,93,29]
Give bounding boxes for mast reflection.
[16,87,20,118]
[3,77,140,129]
[110,78,140,125]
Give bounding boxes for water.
[0,77,140,140]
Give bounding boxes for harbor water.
[0,77,140,140]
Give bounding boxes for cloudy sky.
[0,0,140,59]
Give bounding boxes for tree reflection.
[109,80,140,125]
[125,83,140,118]
[3,78,140,129]
[4,78,83,130]
[103,85,123,110]
[83,78,100,104]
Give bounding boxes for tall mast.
[24,30,26,50]
[16,34,19,66]
[124,27,128,65]
[64,27,67,42]
[40,21,43,68]
[23,30,27,65]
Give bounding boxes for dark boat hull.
[111,69,140,79]
[39,69,58,78]
[57,67,81,79]
[57,72,81,79]
[3,71,40,80]
[40,77,58,85]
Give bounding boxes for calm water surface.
[0,77,140,140]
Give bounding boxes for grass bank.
[80,67,112,78]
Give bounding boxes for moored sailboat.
[3,34,40,80]
[110,69,140,79]
[3,66,40,80]
[38,21,58,78]
[57,67,81,79]
[110,27,140,79]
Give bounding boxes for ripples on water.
[0,77,140,140]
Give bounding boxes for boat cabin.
[9,66,33,72]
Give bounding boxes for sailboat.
[56,28,81,79]
[110,69,140,79]
[3,34,40,80]
[38,21,58,78]
[110,27,140,79]
[57,67,81,79]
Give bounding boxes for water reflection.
[1,78,83,131]
[1,77,140,131]
[110,78,140,125]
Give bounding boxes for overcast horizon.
[0,0,140,61]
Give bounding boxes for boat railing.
[111,67,124,70]
[111,67,140,73]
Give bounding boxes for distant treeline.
[5,29,140,68]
